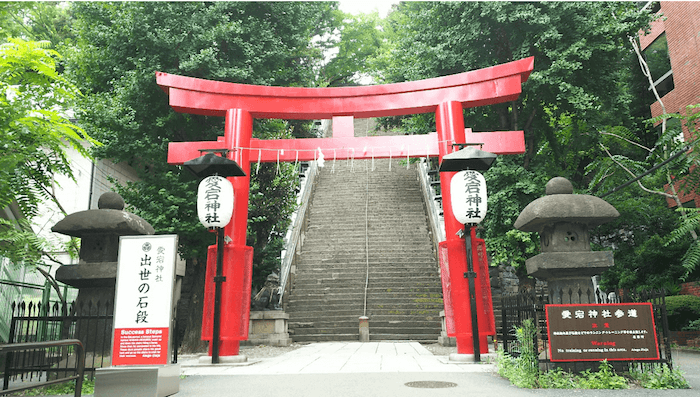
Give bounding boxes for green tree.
[586,18,700,286]
[0,2,74,47]
[369,2,655,271]
[66,1,336,350]
[318,10,386,87]
[0,37,95,266]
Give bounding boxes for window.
[643,33,674,99]
[637,1,660,14]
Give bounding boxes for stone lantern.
[52,192,155,309]
[514,177,619,304]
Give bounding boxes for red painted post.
[201,109,254,357]
[436,101,490,355]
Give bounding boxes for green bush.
[496,318,539,388]
[665,295,700,331]
[577,360,628,389]
[682,318,700,331]
[629,363,690,389]
[497,322,690,390]
[537,367,579,388]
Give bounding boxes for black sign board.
[546,303,659,362]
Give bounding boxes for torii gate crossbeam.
[161,56,534,357]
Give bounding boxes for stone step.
[288,287,443,295]
[289,333,440,343]
[292,277,442,286]
[291,326,440,336]
[289,315,442,329]
[291,334,359,342]
[286,303,444,313]
[294,269,440,277]
[285,141,442,342]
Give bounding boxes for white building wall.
[31,143,139,274]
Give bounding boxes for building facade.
[639,1,700,206]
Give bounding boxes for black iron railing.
[1,339,84,396]
[3,300,112,383]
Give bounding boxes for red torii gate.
[161,56,534,357]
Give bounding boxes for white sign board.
[112,235,178,366]
[450,170,488,224]
[197,176,234,229]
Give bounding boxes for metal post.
[211,227,226,364]
[464,225,481,362]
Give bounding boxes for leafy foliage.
[577,360,629,389]
[0,37,94,263]
[318,10,386,87]
[372,2,654,171]
[0,2,75,47]
[481,156,548,269]
[497,321,688,389]
[66,2,331,271]
[496,318,539,388]
[21,375,94,396]
[629,363,690,389]
[664,295,700,331]
[593,188,691,291]
[368,2,658,274]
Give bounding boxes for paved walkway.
[13,343,700,396]
[174,343,700,397]
[178,341,493,375]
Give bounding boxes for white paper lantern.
[197,176,234,229]
[450,170,488,225]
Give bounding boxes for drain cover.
[404,381,458,389]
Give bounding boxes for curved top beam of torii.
[157,57,533,120]
[162,56,533,164]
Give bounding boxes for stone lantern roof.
[514,177,619,233]
[52,192,154,288]
[52,192,154,237]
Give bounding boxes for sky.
[337,0,397,18]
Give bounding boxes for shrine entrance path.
[175,344,700,396]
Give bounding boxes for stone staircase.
[286,128,443,342]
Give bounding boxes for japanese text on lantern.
[204,177,221,225]
[463,171,483,220]
[450,170,488,225]
[197,175,233,229]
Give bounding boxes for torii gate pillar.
[436,101,490,354]
[159,56,534,358]
[200,109,255,356]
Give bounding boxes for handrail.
[417,159,445,252]
[278,161,318,304]
[1,339,85,397]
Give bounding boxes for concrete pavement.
[17,342,700,396]
[178,341,493,375]
[174,342,700,397]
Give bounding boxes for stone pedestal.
[526,251,614,304]
[244,311,292,346]
[95,364,179,397]
[438,310,456,347]
[359,316,370,342]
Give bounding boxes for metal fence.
[501,288,673,371]
[3,299,113,385]
[1,339,85,396]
